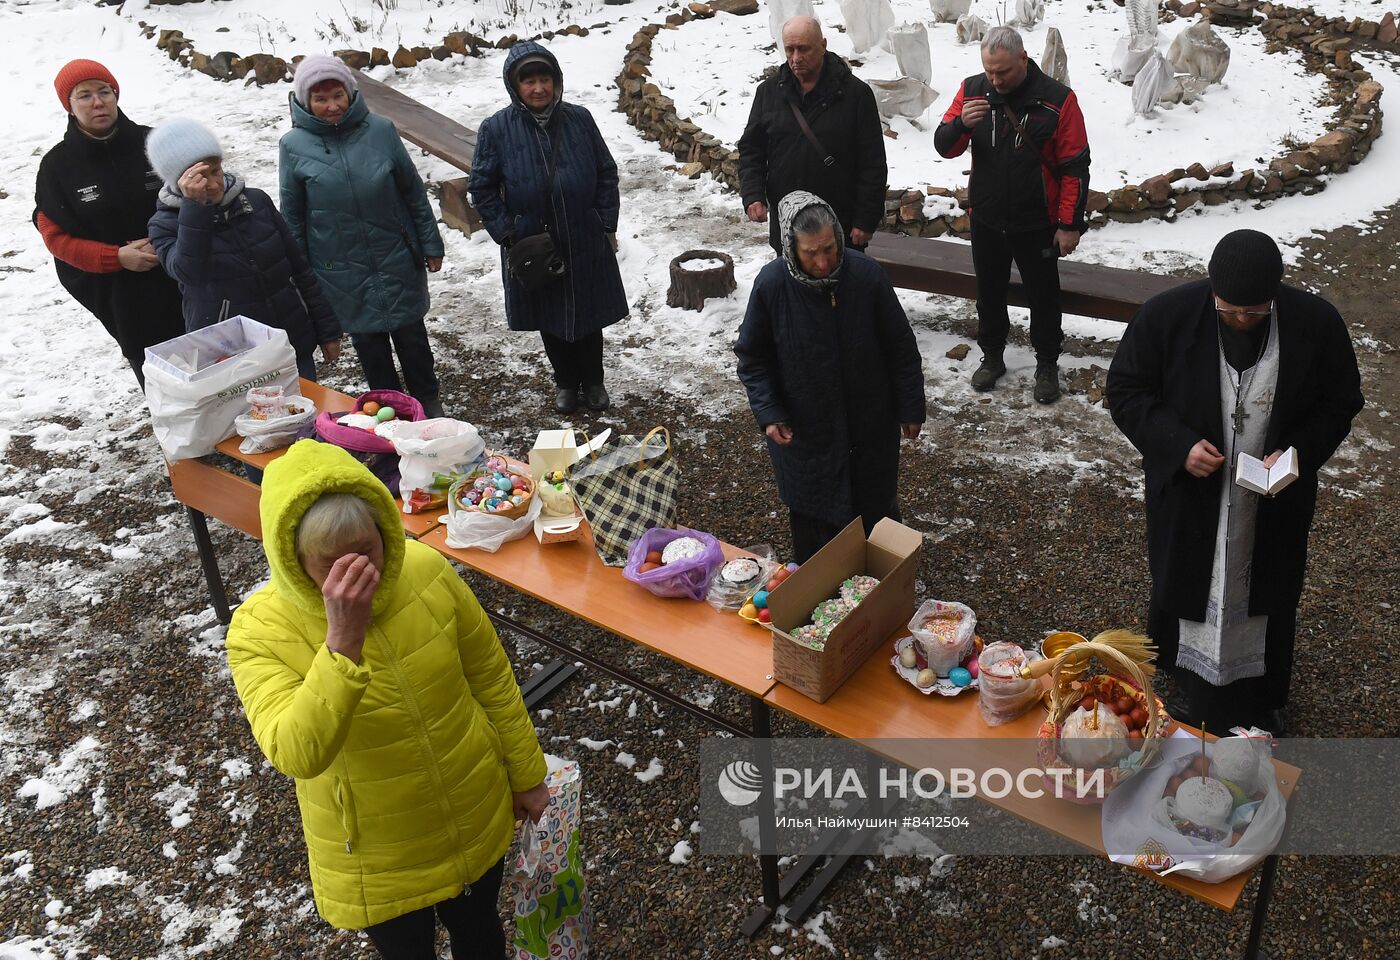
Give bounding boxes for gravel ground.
[2,210,1397,958]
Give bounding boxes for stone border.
[615,1,1387,238]
[141,20,605,86]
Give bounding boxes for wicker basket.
[1035,632,1171,804]
[449,454,535,521]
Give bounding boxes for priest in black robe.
[1106,230,1363,733]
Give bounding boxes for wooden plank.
[439,177,482,236]
[764,635,1299,913]
[866,232,1189,323]
[421,525,779,699]
[168,458,263,539]
[356,73,477,172]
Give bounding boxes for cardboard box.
[533,510,588,545]
[528,428,612,480]
[768,517,923,703]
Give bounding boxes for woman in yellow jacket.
[226,440,547,959]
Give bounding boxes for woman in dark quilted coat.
[146,118,340,381]
[469,41,629,415]
[280,55,446,416]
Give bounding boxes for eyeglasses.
[1214,300,1272,322]
[70,87,117,106]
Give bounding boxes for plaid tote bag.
[569,427,679,566]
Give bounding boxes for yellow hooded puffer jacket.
[226,440,546,929]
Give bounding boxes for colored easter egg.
[740,602,758,619]
[751,590,769,610]
[949,667,973,688]
[376,406,396,422]
[361,401,381,416]
[963,655,979,679]
[785,562,800,572]
[757,608,772,623]
[494,477,512,492]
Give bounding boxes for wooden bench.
[356,73,482,235]
[866,231,1188,323]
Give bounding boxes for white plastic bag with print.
[1101,730,1286,883]
[143,316,299,461]
[512,756,591,960]
[443,495,542,553]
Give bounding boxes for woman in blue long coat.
[279,56,447,417]
[469,42,629,414]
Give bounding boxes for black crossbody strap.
[788,101,842,174]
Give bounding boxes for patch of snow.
[668,840,693,864]
[82,867,129,892]
[634,758,665,783]
[17,737,102,810]
[575,737,615,752]
[614,752,637,770]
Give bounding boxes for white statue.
[956,12,987,44]
[930,0,973,24]
[1159,74,1212,106]
[1040,27,1069,85]
[836,0,897,54]
[1111,35,1157,82]
[887,22,933,85]
[767,0,815,45]
[868,77,939,120]
[1132,50,1171,116]
[1011,0,1045,29]
[1126,0,1159,42]
[1168,19,1231,84]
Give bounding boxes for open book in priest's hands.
[1235,446,1299,496]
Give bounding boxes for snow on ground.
[0,0,1395,956]
[651,0,1333,191]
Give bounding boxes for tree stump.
[666,249,736,311]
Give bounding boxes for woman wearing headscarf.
[280,55,448,417]
[469,41,628,415]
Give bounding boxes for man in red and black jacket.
[935,26,1091,403]
[33,60,185,388]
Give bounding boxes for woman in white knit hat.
[279,54,448,417]
[146,117,341,381]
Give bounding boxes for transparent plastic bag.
[623,527,725,600]
[234,395,316,454]
[977,642,1043,726]
[706,543,779,612]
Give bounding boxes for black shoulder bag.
[788,101,845,175]
[507,129,567,290]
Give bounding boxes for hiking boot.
[970,357,1006,392]
[1033,363,1060,404]
[584,383,611,412]
[419,397,445,419]
[554,387,579,415]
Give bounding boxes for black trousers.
[970,219,1063,365]
[788,451,902,564]
[364,859,506,960]
[539,330,604,389]
[350,320,441,404]
[1148,601,1298,732]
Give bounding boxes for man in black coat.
[738,17,887,254]
[735,191,925,562]
[33,59,185,388]
[1106,230,1363,733]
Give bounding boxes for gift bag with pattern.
[511,758,590,960]
[568,427,679,566]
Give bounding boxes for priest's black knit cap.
[1208,229,1283,305]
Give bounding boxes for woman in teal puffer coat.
[279,56,447,417]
